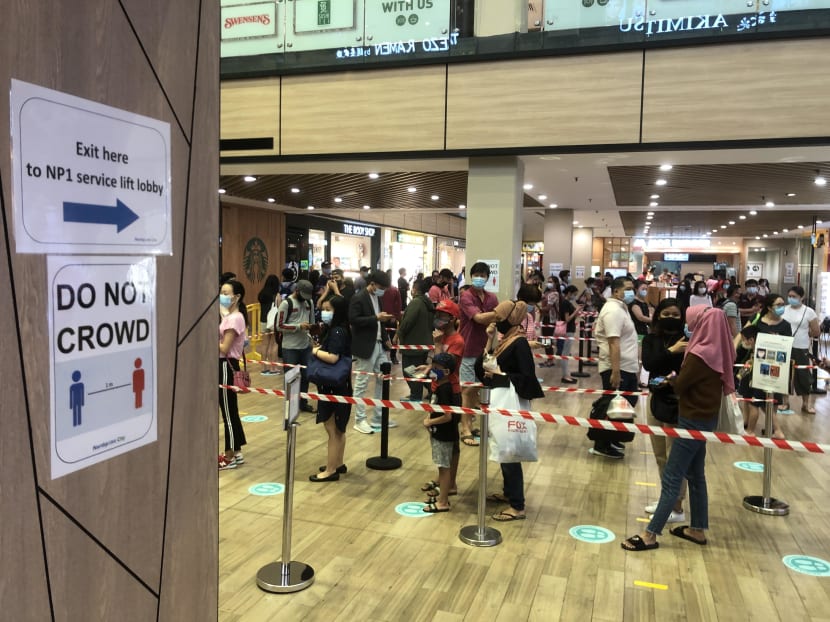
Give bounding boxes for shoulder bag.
[229,352,250,389]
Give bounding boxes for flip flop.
[422,501,450,513]
[487,493,509,503]
[492,511,526,522]
[669,526,707,545]
[621,535,659,551]
[461,435,480,447]
[420,480,440,492]
[425,488,457,498]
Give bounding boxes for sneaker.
[644,502,658,514]
[589,446,624,459]
[234,452,244,465]
[218,455,237,470]
[666,511,686,523]
[353,420,374,434]
[261,369,275,376]
[610,442,625,452]
[371,419,398,430]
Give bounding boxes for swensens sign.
[221,1,278,40]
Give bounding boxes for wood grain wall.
[0,2,219,620]
[220,37,830,158]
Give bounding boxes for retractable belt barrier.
[220,384,829,454]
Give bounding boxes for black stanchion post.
[742,392,789,516]
[367,361,402,470]
[572,319,590,378]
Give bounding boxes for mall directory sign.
[10,79,172,255]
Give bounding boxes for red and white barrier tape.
[220,384,827,453]
[534,353,598,363]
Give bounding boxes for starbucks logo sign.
[243,237,269,284]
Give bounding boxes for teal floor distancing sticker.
[734,461,765,472]
[249,482,284,496]
[395,502,434,518]
[241,415,268,423]
[569,525,615,544]
[777,409,795,415]
[783,555,830,577]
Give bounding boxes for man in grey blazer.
[349,270,395,433]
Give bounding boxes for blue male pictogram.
[69,370,84,427]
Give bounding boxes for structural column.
[466,157,524,302]
[543,209,574,278]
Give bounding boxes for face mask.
[569,296,578,302]
[774,306,786,317]
[496,319,513,334]
[433,317,449,330]
[678,285,687,292]
[472,276,487,289]
[526,304,535,313]
[546,282,554,289]
[321,310,334,324]
[747,287,757,295]
[657,317,683,333]
[696,288,707,295]
[322,268,331,276]
[374,287,385,297]
[638,290,648,299]
[788,296,801,307]
[622,290,636,305]
[219,294,233,308]
[684,325,693,339]
[429,368,445,381]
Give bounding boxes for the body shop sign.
[222,1,277,40]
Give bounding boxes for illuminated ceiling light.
[711,229,717,233]
[334,197,343,203]
[728,221,736,225]
[815,176,827,186]
[368,172,379,179]
[578,225,584,229]
[244,175,256,182]
[798,225,805,229]
[649,202,658,207]
[307,205,315,210]
[765,201,775,208]
[218,188,226,194]
[572,220,579,225]
[431,195,440,201]
[407,186,417,193]
[538,194,547,200]
[655,179,667,186]
[774,231,779,234]
[749,210,757,215]
[755,236,761,240]
[659,164,673,171]
[647,211,655,215]
[650,194,660,199]
[739,215,746,220]
[783,228,789,232]
[763,234,768,238]
[363,204,371,210]
[523,183,533,190]
[761,247,766,251]
[818,220,824,224]
[267,197,275,203]
[549,203,558,208]
[787,192,796,197]
[646,215,653,220]
[459,204,466,209]
[291,187,300,193]
[720,225,727,229]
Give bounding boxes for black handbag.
[649,389,679,424]
[586,394,635,443]
[307,354,352,387]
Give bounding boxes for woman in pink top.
[219,280,249,470]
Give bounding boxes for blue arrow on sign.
[63,199,139,233]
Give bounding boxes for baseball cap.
[321,261,332,268]
[435,299,460,319]
[295,279,313,300]
[432,352,456,373]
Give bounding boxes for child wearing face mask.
[688,280,713,308]
[420,353,461,513]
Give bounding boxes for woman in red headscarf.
[622,305,735,551]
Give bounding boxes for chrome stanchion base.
[366,456,402,470]
[742,495,790,516]
[459,525,502,547]
[256,561,315,593]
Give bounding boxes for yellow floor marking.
[639,451,654,455]
[635,481,657,487]
[634,580,668,591]
[636,517,650,523]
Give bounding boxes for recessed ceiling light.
[267,197,275,203]
[798,225,805,229]
[815,176,827,186]
[538,194,547,200]
[712,229,717,233]
[363,204,370,210]
[646,215,653,220]
[578,225,584,229]
[749,210,757,215]
[291,187,300,193]
[407,187,417,193]
[572,221,579,225]
[755,236,761,240]
[431,195,440,201]
[761,247,766,251]
[244,175,256,182]
[307,205,314,210]
[649,202,658,207]
[783,228,789,232]
[218,188,226,194]
[763,234,768,238]
[549,203,558,208]
[647,211,655,215]
[765,201,775,208]
[655,179,667,186]
[334,197,343,203]
[738,215,746,220]
[774,231,779,234]
[523,183,533,190]
[650,194,660,199]
[659,164,673,171]
[720,225,727,229]
[459,204,466,209]
[818,220,824,224]
[368,173,379,179]
[787,192,796,197]
[728,221,736,225]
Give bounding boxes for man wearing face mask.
[739,279,762,321]
[591,277,640,458]
[349,270,395,433]
[277,279,316,413]
[458,261,499,444]
[397,279,434,402]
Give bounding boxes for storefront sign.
[752,333,793,395]
[295,0,356,33]
[618,11,778,37]
[522,242,544,252]
[397,231,424,245]
[49,256,157,479]
[664,253,689,261]
[343,223,376,237]
[221,2,277,40]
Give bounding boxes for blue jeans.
[500,462,525,511]
[647,416,715,535]
[282,346,311,408]
[353,341,389,425]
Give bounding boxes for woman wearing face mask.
[688,281,713,308]
[629,281,654,387]
[757,278,770,298]
[559,285,584,383]
[675,277,692,314]
[309,296,352,482]
[782,286,820,414]
[483,301,545,521]
[745,294,791,438]
[218,280,249,470]
[538,276,561,366]
[641,299,688,522]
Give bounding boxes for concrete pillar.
[466,157,524,302]
[572,228,595,286]
[475,0,527,36]
[543,209,574,278]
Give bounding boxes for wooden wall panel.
[446,54,643,149]
[642,39,830,143]
[221,78,280,157]
[281,67,446,154]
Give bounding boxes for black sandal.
[621,535,659,551]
